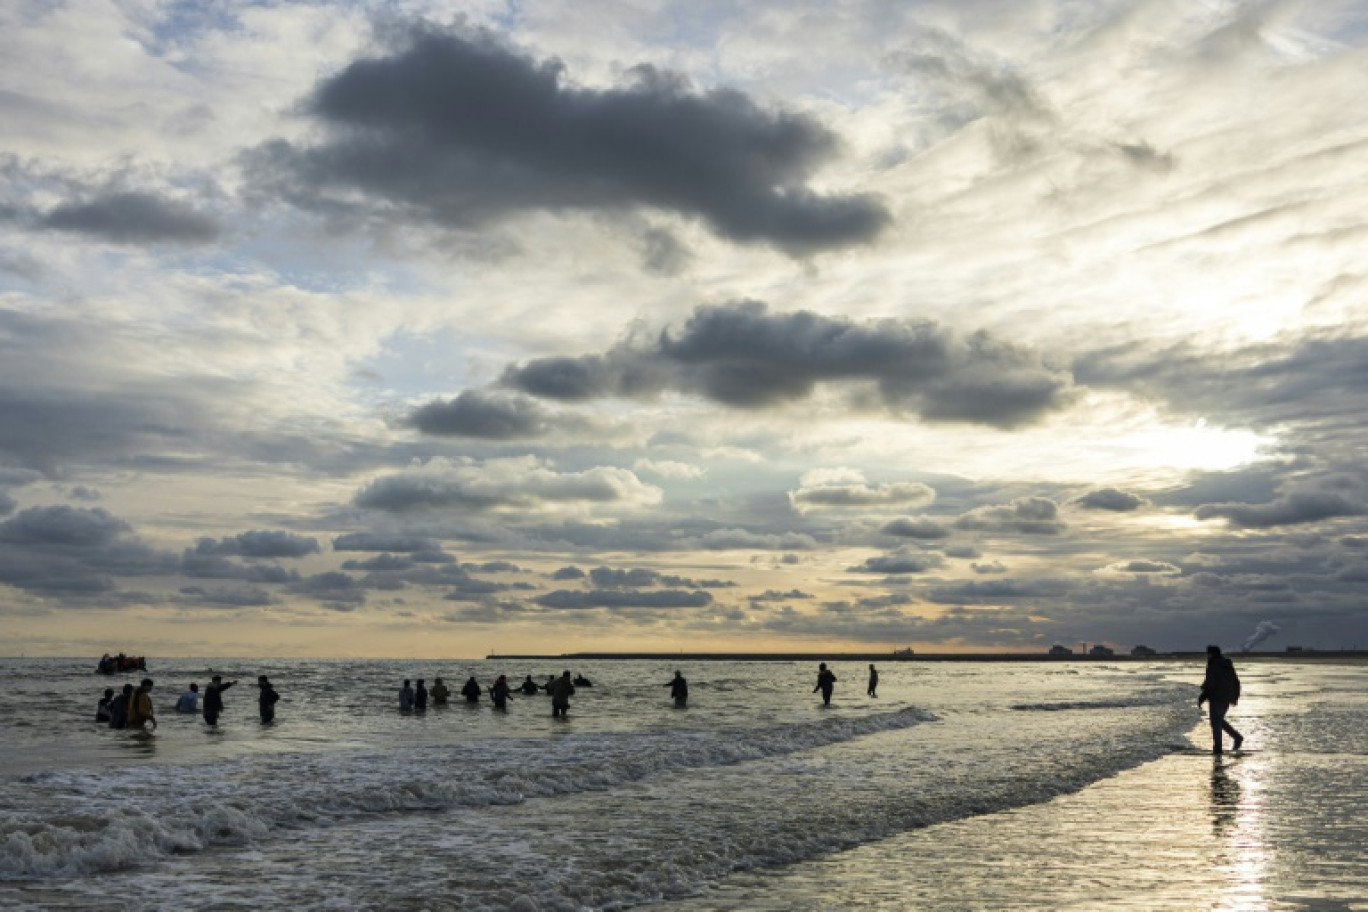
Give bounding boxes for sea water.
[1,658,1364,910]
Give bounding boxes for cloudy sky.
[3,0,1367,658]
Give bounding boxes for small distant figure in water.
[399,679,415,712]
[97,654,113,674]
[867,664,879,698]
[415,679,429,712]
[108,683,133,729]
[490,675,510,710]
[431,677,450,706]
[814,663,837,706]
[176,682,200,713]
[548,670,575,717]
[462,676,482,704]
[127,679,157,730]
[96,688,115,723]
[257,675,279,724]
[203,675,235,726]
[1198,645,1244,754]
[665,670,688,708]
[573,673,593,687]
[518,675,540,695]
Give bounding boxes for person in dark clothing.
[867,664,879,698]
[1198,645,1244,754]
[665,670,689,707]
[548,670,575,718]
[518,675,540,695]
[572,674,593,687]
[490,675,510,710]
[462,676,482,703]
[203,675,236,726]
[415,679,429,712]
[431,677,449,705]
[108,683,133,729]
[96,688,115,723]
[257,675,279,724]
[813,663,837,706]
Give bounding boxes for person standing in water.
[518,675,540,695]
[548,670,575,718]
[127,679,157,730]
[415,679,429,712]
[257,675,279,724]
[867,664,879,698]
[108,683,133,729]
[813,663,837,706]
[176,682,200,713]
[398,679,415,712]
[665,670,689,707]
[1198,645,1244,754]
[462,676,482,703]
[490,675,511,710]
[203,675,235,727]
[431,677,450,706]
[96,688,115,723]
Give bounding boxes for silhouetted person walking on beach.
[203,675,235,726]
[258,675,279,724]
[665,670,688,707]
[814,663,837,706]
[867,664,879,697]
[548,670,575,718]
[1198,645,1243,754]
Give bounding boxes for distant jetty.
[486,650,1368,663]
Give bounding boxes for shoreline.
[486,650,1368,663]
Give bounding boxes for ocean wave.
[1,706,936,880]
[1009,695,1180,712]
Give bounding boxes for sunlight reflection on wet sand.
[665,716,1368,911]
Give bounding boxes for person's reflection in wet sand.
[1209,756,1243,839]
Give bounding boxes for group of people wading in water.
[96,674,280,730]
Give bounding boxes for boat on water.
[96,654,147,674]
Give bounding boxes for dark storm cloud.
[179,585,276,608]
[848,549,945,574]
[192,530,320,559]
[535,588,713,609]
[925,578,1071,605]
[790,481,935,510]
[552,565,586,580]
[250,26,888,255]
[750,589,814,602]
[501,301,1073,428]
[954,497,1065,535]
[404,391,551,439]
[179,548,300,583]
[0,505,178,595]
[1074,488,1146,512]
[332,532,444,553]
[880,516,952,539]
[1077,333,1368,430]
[1195,490,1366,528]
[588,565,734,589]
[41,191,221,245]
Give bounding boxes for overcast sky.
[3,0,1368,658]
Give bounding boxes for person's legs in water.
[1209,701,1243,753]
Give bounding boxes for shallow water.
[2,658,1363,910]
